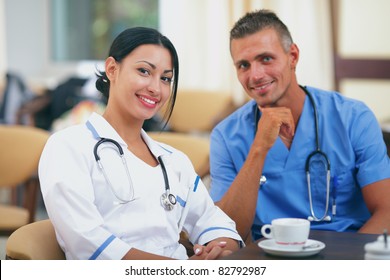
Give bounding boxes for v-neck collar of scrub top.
[265,93,316,170]
[86,112,171,161]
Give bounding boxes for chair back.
[160,90,234,133]
[148,132,210,178]
[0,125,49,186]
[0,125,49,234]
[6,219,65,260]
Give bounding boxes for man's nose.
[250,63,266,81]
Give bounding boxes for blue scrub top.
[210,86,390,238]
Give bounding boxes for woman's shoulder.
[47,123,93,149]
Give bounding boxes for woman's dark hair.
[96,27,179,127]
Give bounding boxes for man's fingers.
[255,106,295,149]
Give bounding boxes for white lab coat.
[39,112,242,259]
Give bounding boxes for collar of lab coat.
[87,112,172,161]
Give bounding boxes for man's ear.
[289,43,299,70]
[105,56,117,81]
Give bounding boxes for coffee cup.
[261,218,310,248]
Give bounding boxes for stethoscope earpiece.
[308,215,332,222]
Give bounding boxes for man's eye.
[263,57,272,62]
[238,62,249,69]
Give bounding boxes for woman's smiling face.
[105,44,173,123]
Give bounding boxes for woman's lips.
[137,95,159,108]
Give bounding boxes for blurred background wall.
[0,0,7,78]
[336,0,390,124]
[1,0,390,122]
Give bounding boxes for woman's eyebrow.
[137,60,173,74]
[137,60,156,69]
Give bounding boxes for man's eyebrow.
[234,52,273,67]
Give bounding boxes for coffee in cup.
[261,218,310,248]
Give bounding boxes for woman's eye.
[138,68,150,75]
[161,76,172,83]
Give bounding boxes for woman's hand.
[189,238,238,260]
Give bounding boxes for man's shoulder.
[307,86,375,128]
[307,86,369,111]
[307,86,363,104]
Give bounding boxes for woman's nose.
[147,77,161,94]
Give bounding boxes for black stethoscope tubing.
[94,137,176,210]
[302,86,332,222]
[303,86,331,173]
[254,86,332,222]
[94,138,124,161]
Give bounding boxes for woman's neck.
[102,109,158,166]
[103,108,143,144]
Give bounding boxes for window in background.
[51,0,159,61]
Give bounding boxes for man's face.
[230,28,299,108]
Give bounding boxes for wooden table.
[224,230,379,260]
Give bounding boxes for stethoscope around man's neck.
[254,86,333,222]
[86,121,177,210]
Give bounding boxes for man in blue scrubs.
[209,9,390,241]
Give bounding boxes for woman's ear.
[105,57,117,81]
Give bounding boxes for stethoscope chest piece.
[161,192,176,211]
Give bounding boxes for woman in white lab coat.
[38,27,242,260]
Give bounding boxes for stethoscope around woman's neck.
[86,121,177,210]
[254,86,333,222]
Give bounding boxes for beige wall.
[1,0,389,123]
[0,0,6,81]
[338,0,390,123]
[160,0,334,105]
[339,0,390,58]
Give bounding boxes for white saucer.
[258,239,326,257]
